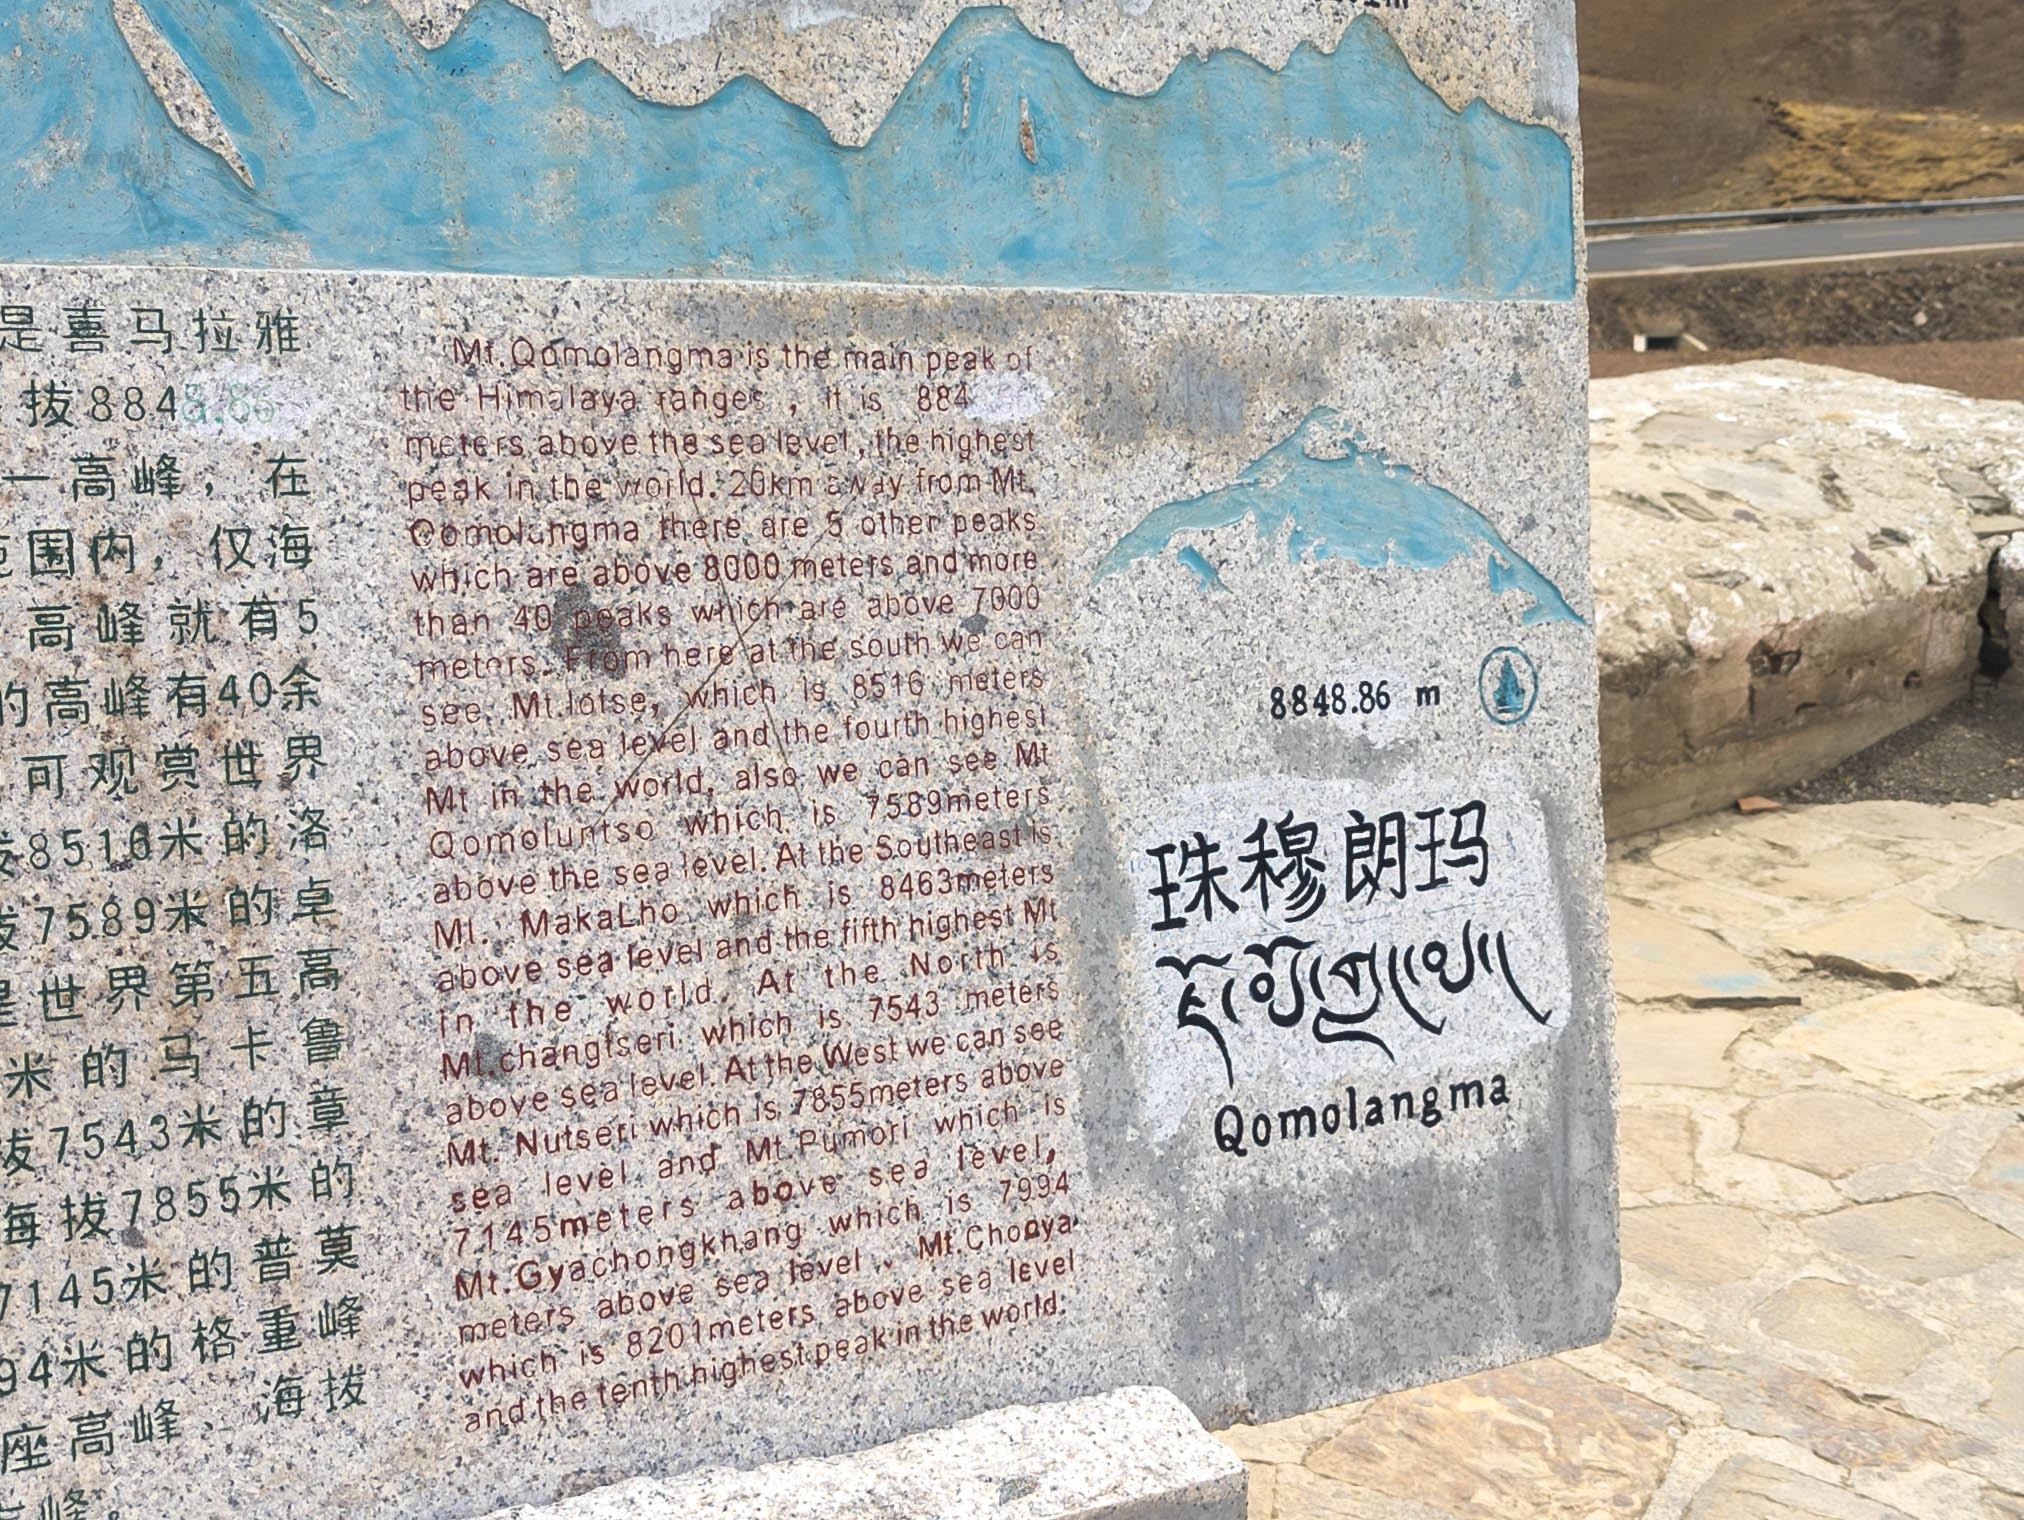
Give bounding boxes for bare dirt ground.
[1579,0,2024,217]
[1590,337,2024,403]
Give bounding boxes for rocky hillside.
[1580,0,2024,216]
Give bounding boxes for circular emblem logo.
[1478,647,1539,726]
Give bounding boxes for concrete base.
[477,1387,1246,1520]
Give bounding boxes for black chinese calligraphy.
[1136,788,1568,1103]
[1145,801,1490,933]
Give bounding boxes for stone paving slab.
[1615,901,1802,1004]
[1941,853,2024,933]
[1769,992,2024,1100]
[1780,899,1965,986]
[1217,801,2024,1519]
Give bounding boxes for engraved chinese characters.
[0,260,1611,1520]
[0,270,1094,1520]
[0,289,370,1512]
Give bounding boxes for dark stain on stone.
[1748,640,1802,678]
[474,1029,510,1084]
[550,584,621,673]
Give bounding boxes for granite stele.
[0,0,1614,1514]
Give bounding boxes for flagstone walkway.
[1218,800,2024,1520]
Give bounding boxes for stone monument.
[0,0,1612,1515]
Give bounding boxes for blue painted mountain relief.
[1095,410,1584,626]
[0,0,1574,298]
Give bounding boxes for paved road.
[1589,204,2024,275]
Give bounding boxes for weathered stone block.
[1592,361,2023,835]
[0,0,1610,1513]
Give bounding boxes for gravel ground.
[1781,673,2024,805]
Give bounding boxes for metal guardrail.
[1586,194,2024,235]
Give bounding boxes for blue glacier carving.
[0,0,1574,298]
[1174,547,1227,592]
[1096,410,1584,626]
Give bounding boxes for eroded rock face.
[1591,361,2024,835]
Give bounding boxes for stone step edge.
[475,1385,1247,1520]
